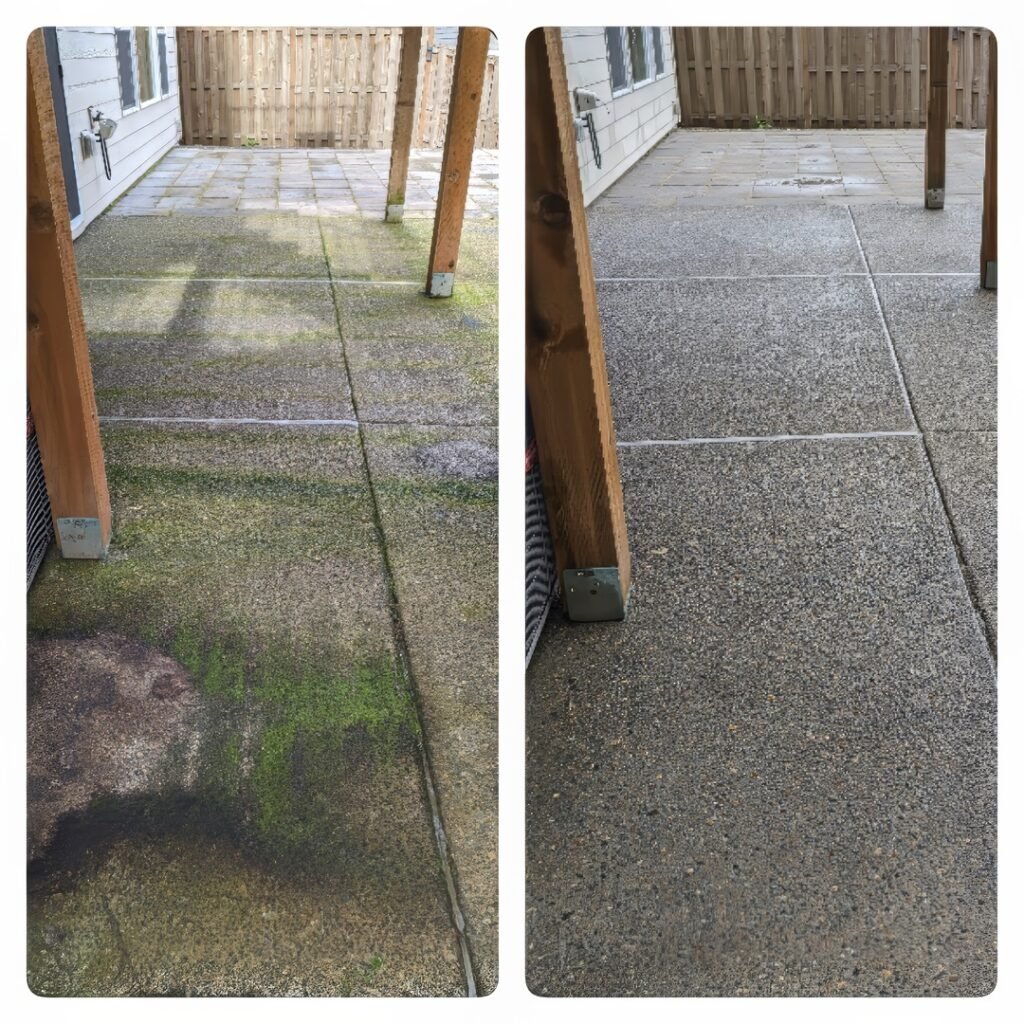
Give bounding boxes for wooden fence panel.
[177,26,498,149]
[674,27,992,129]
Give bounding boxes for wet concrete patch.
[362,423,499,994]
[527,437,996,996]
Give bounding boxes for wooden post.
[981,34,997,289]
[385,27,422,222]
[27,29,111,558]
[525,28,630,621]
[925,27,949,208]
[424,27,489,297]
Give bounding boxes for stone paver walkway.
[597,128,985,206]
[28,146,497,995]
[527,129,996,997]
[111,147,498,219]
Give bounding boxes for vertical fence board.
[671,27,992,130]
[177,27,495,149]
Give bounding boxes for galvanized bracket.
[925,187,945,209]
[56,517,107,559]
[562,567,626,622]
[428,272,455,298]
[984,260,997,290]
[385,203,405,223]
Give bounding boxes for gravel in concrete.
[874,275,996,432]
[597,277,912,440]
[851,204,983,274]
[75,214,330,278]
[527,437,996,997]
[83,278,353,420]
[363,423,499,994]
[925,430,997,645]
[587,205,865,278]
[28,423,463,995]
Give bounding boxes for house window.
[117,27,162,111]
[605,28,665,95]
[115,29,135,109]
[157,30,170,96]
[605,28,628,93]
[135,27,155,104]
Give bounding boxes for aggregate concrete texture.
[850,204,983,274]
[527,439,996,997]
[598,276,913,440]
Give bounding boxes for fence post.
[525,28,630,621]
[925,27,949,208]
[981,35,996,289]
[425,27,490,297]
[385,27,422,222]
[27,29,111,559]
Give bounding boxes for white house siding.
[561,27,677,205]
[55,27,181,236]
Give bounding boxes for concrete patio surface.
[527,128,996,996]
[28,146,497,996]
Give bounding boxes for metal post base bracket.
[56,517,108,559]
[925,187,945,209]
[562,567,627,622]
[385,203,405,223]
[984,260,997,290]
[428,272,455,298]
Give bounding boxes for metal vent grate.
[27,406,53,589]
[525,436,557,665]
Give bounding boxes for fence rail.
[177,27,498,149]
[673,27,992,129]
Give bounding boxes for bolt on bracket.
[562,567,627,622]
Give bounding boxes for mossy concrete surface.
[83,278,353,420]
[339,280,498,425]
[75,214,330,279]
[29,191,497,995]
[28,422,464,995]
[363,424,498,992]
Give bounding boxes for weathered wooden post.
[385,27,423,223]
[27,29,111,559]
[981,34,996,289]
[925,27,949,208]
[425,27,490,297]
[525,28,630,621]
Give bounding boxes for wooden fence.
[673,27,992,129]
[177,27,499,149]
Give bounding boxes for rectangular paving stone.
[75,214,329,279]
[527,437,996,997]
[27,423,464,996]
[362,423,498,995]
[597,277,911,439]
[587,205,864,277]
[875,276,996,431]
[83,278,353,420]
[851,204,983,273]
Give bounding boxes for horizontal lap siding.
[57,26,181,236]
[562,27,677,205]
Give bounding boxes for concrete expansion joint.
[314,217,478,998]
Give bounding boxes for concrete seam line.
[845,203,997,664]
[315,218,478,997]
[81,276,421,286]
[618,430,922,447]
[98,415,497,430]
[594,273,869,282]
